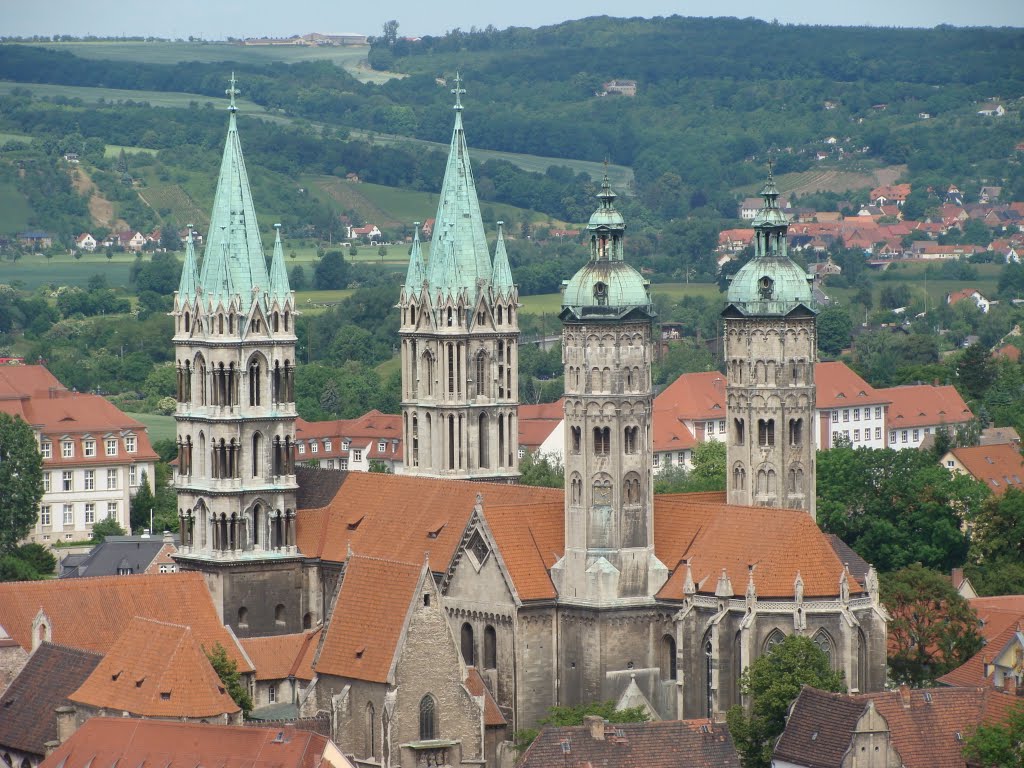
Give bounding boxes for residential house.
[518,399,564,460]
[993,344,1021,362]
[739,196,790,220]
[116,231,146,252]
[884,384,973,448]
[652,371,728,471]
[0,365,158,545]
[240,628,321,713]
[980,185,1003,203]
[938,619,1024,691]
[970,595,1024,643]
[16,232,53,250]
[295,410,403,472]
[911,242,985,260]
[816,362,891,450]
[602,79,637,97]
[74,233,97,252]
[869,183,911,207]
[347,224,382,241]
[980,426,1021,446]
[773,684,1021,768]
[940,443,1024,496]
[978,103,1006,117]
[519,717,740,768]
[947,287,991,313]
[59,532,179,578]
[39,719,352,768]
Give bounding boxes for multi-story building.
[814,361,890,450]
[294,410,403,473]
[885,384,973,448]
[0,365,157,545]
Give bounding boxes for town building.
[884,384,973,448]
[0,365,158,546]
[239,628,320,714]
[59,531,179,577]
[940,443,1024,495]
[398,76,520,482]
[295,410,403,472]
[723,171,817,515]
[815,361,890,450]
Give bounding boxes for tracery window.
[419,695,437,741]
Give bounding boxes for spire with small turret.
[268,223,291,304]
[491,221,514,298]
[177,225,199,303]
[405,222,426,293]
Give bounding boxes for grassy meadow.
[124,412,176,442]
[0,180,34,233]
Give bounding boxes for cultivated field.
[137,183,210,229]
[733,165,907,198]
[0,180,34,233]
[0,254,137,289]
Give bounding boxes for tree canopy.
[0,413,44,554]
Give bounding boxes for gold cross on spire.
[226,72,240,112]
[451,71,465,110]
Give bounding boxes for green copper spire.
[491,221,514,297]
[426,73,492,296]
[177,225,199,302]
[197,74,271,307]
[724,166,814,317]
[405,222,427,294]
[561,176,652,320]
[268,223,291,303]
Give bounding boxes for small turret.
[405,223,426,296]
[491,221,514,298]
[268,223,291,305]
[177,225,199,304]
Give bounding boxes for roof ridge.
[346,552,423,569]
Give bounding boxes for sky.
[4,0,1023,40]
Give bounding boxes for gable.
[444,516,518,608]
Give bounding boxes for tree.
[130,470,157,533]
[816,305,854,358]
[14,542,56,576]
[205,642,253,715]
[131,251,182,295]
[314,250,351,290]
[368,459,392,473]
[964,489,1024,595]
[0,413,44,553]
[515,699,648,751]
[957,343,996,400]
[289,264,307,291]
[381,19,399,47]
[0,554,42,582]
[963,700,1024,767]
[726,635,846,768]
[881,563,983,686]
[91,516,127,543]
[519,452,564,488]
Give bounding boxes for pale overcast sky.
[3,0,1023,40]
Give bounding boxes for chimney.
[1006,675,1018,697]
[897,684,911,709]
[55,705,77,743]
[951,568,964,588]
[163,530,174,544]
[584,715,605,741]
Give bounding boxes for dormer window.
[759,276,774,300]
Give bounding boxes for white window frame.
[125,436,136,453]
[311,442,318,454]
[378,441,386,452]
[83,439,96,457]
[831,411,838,423]
[62,504,73,525]
[107,468,118,489]
[339,458,348,470]
[353,449,363,462]
[84,503,95,525]
[84,469,95,491]
[105,438,118,457]
[129,466,138,486]
[41,441,52,459]
[107,501,118,519]
[40,506,51,526]
[62,440,74,459]
[324,440,332,451]
[297,443,305,454]
[62,470,73,491]
[43,472,51,493]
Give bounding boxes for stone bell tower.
[550,176,667,604]
[722,169,817,516]
[398,75,520,481]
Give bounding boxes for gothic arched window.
[662,635,677,680]
[475,350,487,397]
[812,629,834,666]
[763,629,786,655]
[365,702,377,758]
[704,636,714,717]
[484,625,497,669]
[419,695,437,741]
[461,623,475,665]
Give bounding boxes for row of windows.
[41,435,136,460]
[833,428,883,443]
[653,451,690,468]
[39,501,118,527]
[831,406,883,423]
[43,467,139,492]
[296,440,395,457]
[182,308,290,335]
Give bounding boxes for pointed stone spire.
[427,73,491,296]
[491,221,514,297]
[745,565,757,606]
[197,74,271,306]
[683,560,696,596]
[268,223,291,304]
[405,222,426,295]
[715,568,734,598]
[177,225,199,302]
[437,237,463,302]
[794,571,804,604]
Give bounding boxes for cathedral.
[171,78,888,768]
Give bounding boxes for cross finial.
[451,71,466,110]
[226,72,240,112]
[767,157,774,180]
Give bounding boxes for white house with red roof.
[294,410,403,473]
[947,287,991,313]
[346,224,382,241]
[0,365,158,546]
[74,233,97,252]
[884,384,973,448]
[815,362,891,450]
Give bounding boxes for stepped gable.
[0,642,102,757]
[0,572,251,672]
[654,494,859,599]
[70,617,239,719]
[39,718,334,768]
[295,471,560,563]
[241,628,321,681]
[519,719,740,768]
[313,555,424,682]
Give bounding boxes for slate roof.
[0,572,252,672]
[314,555,423,683]
[948,443,1024,495]
[826,534,872,587]
[885,384,973,430]
[39,718,339,768]
[0,642,101,757]
[61,535,179,578]
[775,685,1021,768]
[70,617,239,718]
[241,628,321,681]
[518,719,740,768]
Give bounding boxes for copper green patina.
[724,169,815,318]
[561,175,654,322]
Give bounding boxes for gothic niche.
[621,472,645,548]
[589,473,615,548]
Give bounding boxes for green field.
[0,254,138,289]
[0,132,33,145]
[104,144,158,158]
[0,180,34,233]
[124,412,176,442]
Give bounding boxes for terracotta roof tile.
[971,596,1024,641]
[70,616,239,718]
[773,686,867,768]
[937,619,1024,688]
[519,719,740,768]
[654,371,728,421]
[39,718,337,768]
[465,667,506,726]
[241,628,321,681]
[314,555,425,682]
[485,501,565,600]
[815,361,890,409]
[949,443,1024,495]
[884,384,973,430]
[0,572,252,672]
[0,642,101,756]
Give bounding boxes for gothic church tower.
[172,77,303,633]
[722,170,817,516]
[399,77,520,481]
[551,178,667,603]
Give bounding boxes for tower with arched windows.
[551,177,667,603]
[398,77,520,481]
[171,76,302,634]
[722,170,817,516]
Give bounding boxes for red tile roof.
[815,361,890,409]
[884,384,973,430]
[970,596,1024,641]
[949,443,1024,495]
[519,399,564,449]
[70,617,239,718]
[241,628,321,681]
[314,555,424,682]
[0,572,252,672]
[465,667,506,726]
[39,718,337,768]
[654,371,728,422]
[484,501,565,600]
[937,619,1024,688]
[993,344,1021,362]
[295,410,403,460]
